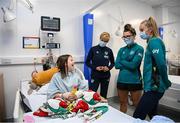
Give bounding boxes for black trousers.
[89,78,110,99]
[133,91,164,120]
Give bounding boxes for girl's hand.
[67,93,77,102]
[62,92,71,99]
[61,92,77,102]
[54,93,63,99]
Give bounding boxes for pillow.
[32,67,59,86]
[35,83,50,95]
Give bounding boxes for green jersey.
[115,43,144,84]
[143,37,171,92]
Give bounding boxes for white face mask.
[99,40,107,47]
[140,31,150,40]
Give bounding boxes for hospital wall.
[0,0,179,119]
[164,13,180,56]
[154,6,180,57]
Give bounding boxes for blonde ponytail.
[148,17,159,37]
[141,17,159,37]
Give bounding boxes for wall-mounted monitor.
[41,16,60,32]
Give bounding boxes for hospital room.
[0,0,180,122]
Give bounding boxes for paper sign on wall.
[23,37,40,49]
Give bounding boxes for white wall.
[154,6,180,59]
[164,12,180,56]
[0,0,157,118]
[0,0,17,57]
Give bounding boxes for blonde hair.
[100,32,110,40]
[141,17,159,37]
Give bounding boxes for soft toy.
[32,67,59,86]
[28,67,59,95]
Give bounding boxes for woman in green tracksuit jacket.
[115,24,144,113]
[133,17,171,120]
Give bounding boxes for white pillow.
[34,83,50,95]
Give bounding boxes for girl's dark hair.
[56,54,71,79]
[124,24,136,36]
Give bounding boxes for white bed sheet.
[20,80,136,123]
[24,106,135,123]
[17,75,179,123]
[20,80,49,96]
[20,80,48,111]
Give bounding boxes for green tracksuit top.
[143,37,171,93]
[115,43,144,84]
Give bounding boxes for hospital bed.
[13,87,135,123]
[159,75,180,111]
[13,71,179,122]
[13,67,136,123]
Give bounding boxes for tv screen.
[41,16,60,31]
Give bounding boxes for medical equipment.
[41,16,60,31]
[40,16,61,69]
[42,33,60,49]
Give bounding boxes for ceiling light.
[1,0,34,23]
[1,6,16,22]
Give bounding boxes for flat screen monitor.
[41,16,60,31]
